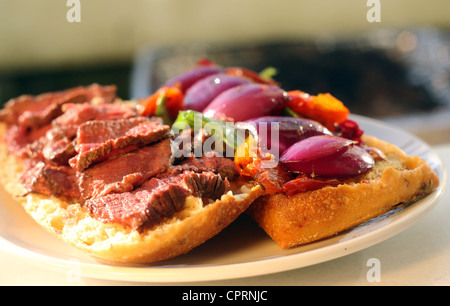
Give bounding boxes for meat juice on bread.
[0,61,439,263]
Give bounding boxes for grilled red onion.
[163,65,224,93]
[280,135,374,178]
[245,116,333,155]
[183,73,251,112]
[202,84,287,122]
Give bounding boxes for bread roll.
[247,134,440,248]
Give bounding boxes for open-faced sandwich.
[0,60,439,263]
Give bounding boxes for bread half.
[0,123,263,263]
[247,134,440,248]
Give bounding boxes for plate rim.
[0,115,447,283]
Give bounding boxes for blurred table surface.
[0,143,448,286]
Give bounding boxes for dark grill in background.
[131,28,450,144]
[133,40,441,118]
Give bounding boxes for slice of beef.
[19,161,80,199]
[53,102,136,128]
[69,117,171,171]
[83,83,117,105]
[78,138,173,200]
[85,178,189,230]
[0,87,86,127]
[182,170,230,200]
[20,125,79,165]
[161,154,240,183]
[37,102,137,165]
[179,154,240,181]
[85,170,230,231]
[42,137,76,165]
[1,85,119,158]
[0,84,116,128]
[2,124,52,157]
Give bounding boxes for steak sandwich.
[0,60,440,264]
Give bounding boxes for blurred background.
[1,0,450,143]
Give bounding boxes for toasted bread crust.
[247,134,440,248]
[0,123,263,263]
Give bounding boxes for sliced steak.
[17,103,137,165]
[1,85,119,158]
[0,87,86,127]
[3,123,52,157]
[41,102,137,165]
[54,102,136,128]
[42,137,76,165]
[0,84,117,128]
[83,83,117,105]
[85,170,230,230]
[70,117,171,171]
[161,154,240,183]
[20,162,81,199]
[85,178,189,230]
[78,138,173,200]
[179,154,240,181]
[182,170,230,200]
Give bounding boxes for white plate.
[0,115,446,283]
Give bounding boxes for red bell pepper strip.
[282,175,345,196]
[136,86,184,121]
[286,90,350,131]
[235,136,292,194]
